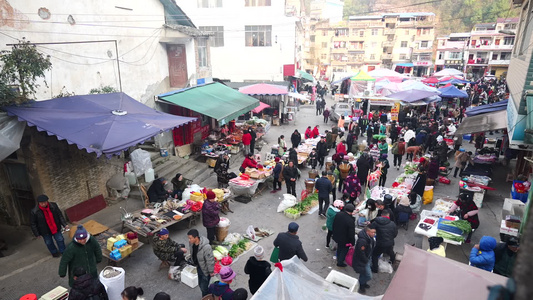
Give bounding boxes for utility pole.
[6,40,123,92]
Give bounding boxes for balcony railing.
[467,58,488,65]
[382,54,393,59]
[489,59,511,65]
[469,44,514,50]
[382,41,395,47]
[384,29,396,35]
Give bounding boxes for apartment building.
[175,0,304,82]
[313,12,436,79]
[466,18,518,79]
[435,33,471,72]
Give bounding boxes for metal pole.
[115,40,123,92]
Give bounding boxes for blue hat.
[159,228,169,235]
[459,148,465,152]
[288,222,299,233]
[75,225,88,240]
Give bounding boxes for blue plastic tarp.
[465,100,508,116]
[4,93,196,157]
[438,85,468,98]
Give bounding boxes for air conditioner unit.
[363,90,372,96]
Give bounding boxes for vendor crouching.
[240,153,258,173]
[152,228,187,267]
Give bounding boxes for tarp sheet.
[158,82,259,125]
[0,113,25,161]
[383,245,507,300]
[433,68,464,77]
[251,256,381,300]
[239,83,288,95]
[455,110,508,135]
[466,100,508,116]
[251,102,271,113]
[438,85,468,98]
[4,93,195,157]
[387,89,439,103]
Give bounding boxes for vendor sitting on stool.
[240,153,258,173]
[152,228,188,267]
[171,173,187,200]
[147,177,171,203]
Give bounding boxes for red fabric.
[305,128,313,139]
[242,133,252,145]
[274,262,283,272]
[336,143,346,155]
[312,127,319,138]
[39,205,58,235]
[241,157,258,169]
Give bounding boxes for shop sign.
[391,102,400,121]
[414,61,432,66]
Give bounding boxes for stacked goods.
[436,219,472,243]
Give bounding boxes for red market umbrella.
[251,102,270,114]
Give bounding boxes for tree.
[89,86,119,94]
[0,38,52,105]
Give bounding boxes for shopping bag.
[270,247,280,263]
[423,186,434,205]
[345,246,355,267]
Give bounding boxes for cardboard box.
[127,238,138,245]
[505,215,521,229]
[206,158,217,168]
[119,244,132,258]
[39,286,69,300]
[107,237,118,251]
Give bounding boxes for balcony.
[415,34,433,41]
[469,44,514,50]
[467,58,488,65]
[382,40,395,47]
[397,21,415,28]
[489,59,510,65]
[438,41,467,50]
[415,19,435,27]
[384,29,396,35]
[382,54,393,60]
[331,47,348,54]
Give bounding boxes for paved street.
[0,94,510,299]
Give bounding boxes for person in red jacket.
[242,129,252,154]
[305,126,313,139]
[240,153,258,173]
[312,125,320,138]
[336,140,347,156]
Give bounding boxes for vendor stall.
[228,168,273,200]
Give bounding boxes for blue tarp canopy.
[397,63,414,67]
[387,89,440,103]
[439,78,473,85]
[465,99,508,117]
[438,85,468,98]
[3,93,196,157]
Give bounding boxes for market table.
[415,209,462,250]
[122,208,200,238]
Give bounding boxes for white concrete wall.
[0,0,198,104]
[175,0,297,81]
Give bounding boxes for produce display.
[228,238,254,258]
[403,162,419,175]
[439,219,472,234]
[283,193,319,219]
[437,230,464,243]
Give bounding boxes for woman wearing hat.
[244,246,272,294]
[326,200,344,249]
[202,191,221,244]
[208,266,236,299]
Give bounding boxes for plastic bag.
[0,114,25,162]
[223,233,241,245]
[217,217,231,227]
[182,185,202,201]
[168,265,183,281]
[246,225,256,241]
[423,186,434,205]
[130,149,153,177]
[378,258,393,273]
[277,194,298,212]
[345,246,355,267]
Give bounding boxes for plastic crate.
[325,270,359,293]
[181,265,198,288]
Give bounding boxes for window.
[504,37,515,45]
[371,42,377,48]
[245,0,271,6]
[310,35,315,42]
[401,41,407,48]
[422,28,430,35]
[199,26,224,47]
[370,54,375,60]
[420,41,429,48]
[322,42,328,48]
[321,54,327,60]
[501,52,511,60]
[322,30,328,36]
[449,52,461,59]
[405,30,409,35]
[197,38,208,67]
[492,53,499,60]
[245,25,272,47]
[399,54,407,60]
[197,0,222,8]
[504,23,517,29]
[438,52,442,59]
[335,29,348,36]
[371,28,378,36]
[360,30,364,37]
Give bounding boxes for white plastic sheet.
[251,256,382,300]
[0,114,25,161]
[130,149,152,177]
[277,194,298,212]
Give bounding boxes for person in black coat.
[366,125,373,144]
[332,204,356,267]
[68,267,108,300]
[249,127,257,155]
[353,226,376,293]
[272,157,283,193]
[288,148,298,165]
[273,222,308,261]
[282,161,298,197]
[316,136,328,169]
[147,177,170,203]
[244,246,272,294]
[290,130,301,149]
[370,210,398,273]
[411,167,427,198]
[315,171,333,216]
[31,195,69,257]
[357,150,373,189]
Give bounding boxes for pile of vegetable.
[436,219,472,243]
[228,238,254,258]
[293,193,318,213]
[404,163,418,175]
[437,230,465,243]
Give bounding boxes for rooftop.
[497,17,520,23]
[349,12,435,21]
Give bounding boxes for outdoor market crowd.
[26,78,519,299]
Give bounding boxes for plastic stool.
[265,153,276,161]
[20,295,37,300]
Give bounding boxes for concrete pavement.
[0,94,513,299]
